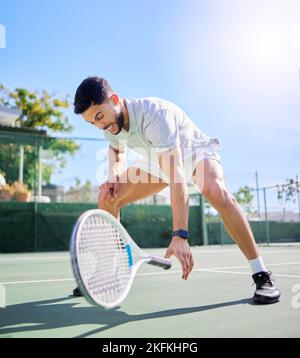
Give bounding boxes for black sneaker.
[72,287,83,297]
[252,271,281,304]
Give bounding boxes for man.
[72,76,280,304]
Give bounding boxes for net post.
[200,194,208,246]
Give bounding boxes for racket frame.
[70,209,171,308]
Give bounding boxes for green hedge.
[0,202,203,252]
[0,202,97,252]
[0,202,299,252]
[122,205,203,248]
[207,220,300,245]
[0,202,35,252]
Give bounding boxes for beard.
[113,111,125,135]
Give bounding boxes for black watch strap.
[172,230,189,239]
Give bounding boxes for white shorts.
[130,138,222,184]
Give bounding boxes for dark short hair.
[73,77,112,114]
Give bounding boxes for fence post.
[19,145,24,183]
[33,137,39,252]
[38,145,43,202]
[200,194,208,246]
[255,171,261,218]
[296,175,300,222]
[263,188,270,246]
[219,215,223,245]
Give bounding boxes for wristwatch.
[172,229,189,239]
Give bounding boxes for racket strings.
[78,215,131,304]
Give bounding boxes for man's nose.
[95,122,105,130]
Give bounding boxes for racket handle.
[148,256,172,270]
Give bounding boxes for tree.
[64,179,92,202]
[0,84,80,188]
[233,186,254,213]
[277,178,299,204]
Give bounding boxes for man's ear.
[110,93,120,105]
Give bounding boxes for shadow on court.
[0,296,254,337]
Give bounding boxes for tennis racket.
[70,209,171,309]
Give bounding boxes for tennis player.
[72,76,280,304]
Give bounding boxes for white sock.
[248,256,268,274]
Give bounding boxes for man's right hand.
[99,175,120,201]
[165,236,194,280]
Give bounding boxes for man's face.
[82,95,125,135]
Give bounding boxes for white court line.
[137,261,300,276]
[2,269,299,284]
[1,278,75,285]
[138,268,300,279]
[0,251,239,262]
[202,269,300,279]
[198,269,250,276]
[0,268,215,284]
[1,248,299,263]
[1,261,299,285]
[272,274,300,278]
[0,256,69,263]
[197,261,300,270]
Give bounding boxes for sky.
[0,0,300,204]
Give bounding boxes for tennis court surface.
[0,244,299,338]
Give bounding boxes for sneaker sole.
[73,289,83,297]
[253,294,280,304]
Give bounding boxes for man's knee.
[203,179,237,212]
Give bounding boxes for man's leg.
[192,159,258,259]
[192,159,280,303]
[99,166,168,217]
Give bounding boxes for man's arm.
[158,146,194,280]
[102,145,126,200]
[108,145,126,178]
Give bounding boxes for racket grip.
[149,256,172,270]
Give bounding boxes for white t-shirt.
[104,97,217,163]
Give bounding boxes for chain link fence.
[1,127,299,250]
